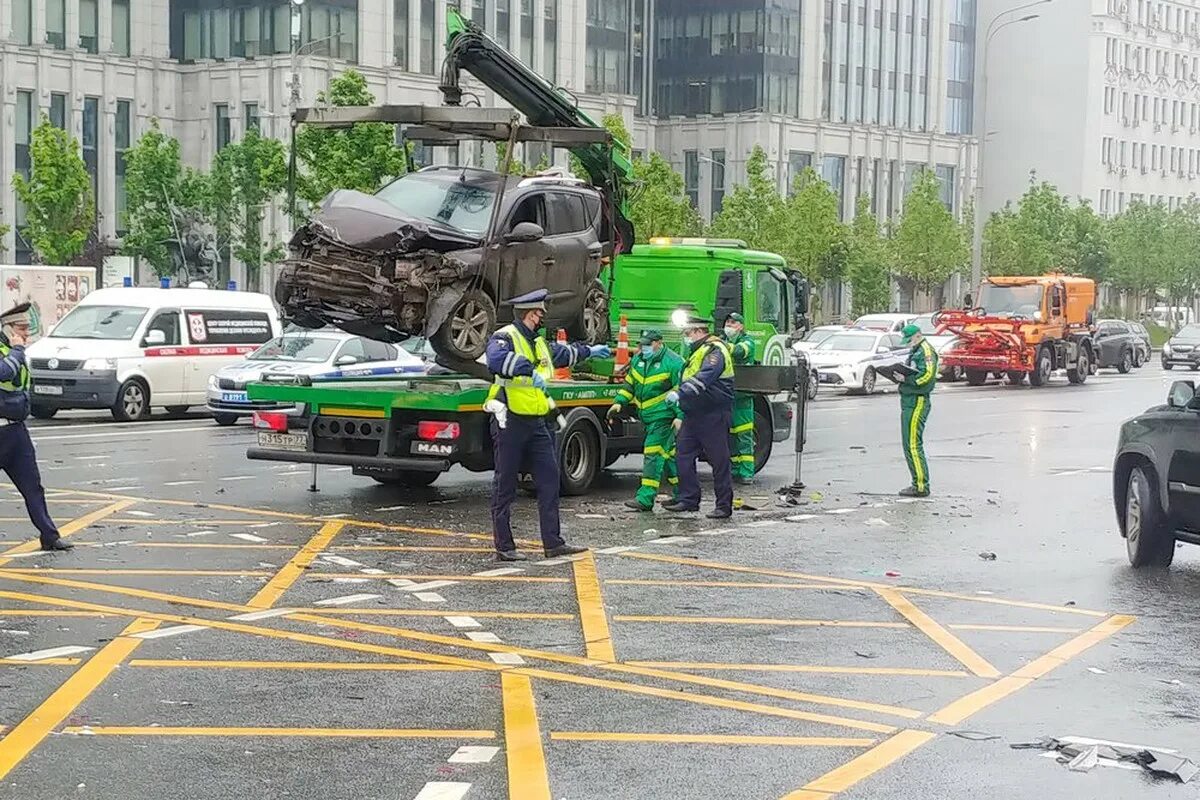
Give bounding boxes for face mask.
[640,345,654,356]
[724,326,737,338]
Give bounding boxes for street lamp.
[970,0,1053,291]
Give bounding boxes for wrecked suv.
[276,166,611,364]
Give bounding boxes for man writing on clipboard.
[877,324,938,498]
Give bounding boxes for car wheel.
[111,379,150,422]
[1162,360,1173,370]
[372,471,440,487]
[965,369,988,386]
[1005,371,1026,385]
[558,420,600,496]
[1132,348,1144,368]
[807,370,819,401]
[570,281,610,345]
[30,404,57,420]
[1117,350,1132,374]
[1125,465,1175,568]
[213,413,239,426]
[859,367,877,395]
[433,288,496,362]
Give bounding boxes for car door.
[1166,393,1200,531]
[1096,322,1120,364]
[542,191,599,330]
[139,309,186,405]
[497,192,554,313]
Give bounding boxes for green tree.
[1065,200,1111,283]
[981,179,1104,278]
[0,222,9,260]
[11,116,94,264]
[1108,200,1169,314]
[846,195,890,316]
[708,145,784,252]
[891,169,967,303]
[569,113,631,183]
[628,153,700,240]
[210,127,288,291]
[781,166,845,283]
[294,70,409,209]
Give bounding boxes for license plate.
[221,391,249,403]
[33,385,63,395]
[257,431,307,451]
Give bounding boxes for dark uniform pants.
[0,423,60,546]
[900,394,932,493]
[676,408,733,514]
[490,415,565,553]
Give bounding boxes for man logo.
[47,358,59,370]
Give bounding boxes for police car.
[207,329,428,425]
[806,330,910,395]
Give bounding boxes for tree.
[0,222,9,260]
[708,145,784,252]
[891,169,967,303]
[981,179,1107,279]
[1065,200,1111,283]
[569,113,631,183]
[846,195,890,316]
[1108,200,1169,315]
[11,116,94,264]
[210,127,288,291]
[780,166,845,283]
[628,153,700,240]
[294,70,409,209]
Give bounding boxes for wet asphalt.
[1,362,1198,800]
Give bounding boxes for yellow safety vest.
[486,324,554,416]
[0,343,29,393]
[683,337,735,382]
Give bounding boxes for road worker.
[722,312,757,485]
[897,323,938,497]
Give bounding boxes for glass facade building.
[171,0,359,62]
[946,0,975,135]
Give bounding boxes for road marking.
[414,592,446,602]
[388,578,416,588]
[947,624,1083,634]
[928,614,1137,726]
[489,652,526,665]
[412,783,472,800]
[31,427,222,443]
[550,732,876,747]
[0,657,83,666]
[129,659,476,672]
[305,609,572,621]
[596,546,638,554]
[606,579,861,590]
[308,572,566,583]
[6,569,270,577]
[313,593,381,607]
[360,568,387,575]
[786,514,819,521]
[465,631,503,643]
[132,624,207,640]
[332,578,370,584]
[448,745,501,763]
[572,552,615,662]
[319,555,364,568]
[445,616,482,629]
[375,505,409,512]
[125,509,154,517]
[248,522,346,609]
[623,662,969,677]
[501,673,551,800]
[0,611,113,618]
[219,476,256,482]
[0,500,134,567]
[474,568,525,577]
[648,536,692,544]
[825,508,857,515]
[0,617,158,780]
[163,480,201,487]
[63,727,495,739]
[614,615,908,628]
[781,730,937,799]
[227,608,297,621]
[230,533,269,543]
[402,580,459,592]
[5,645,95,662]
[875,588,1000,679]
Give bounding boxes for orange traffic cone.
[554,329,571,379]
[615,315,630,377]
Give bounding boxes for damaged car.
[275,165,611,365]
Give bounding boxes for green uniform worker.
[897,323,938,497]
[722,313,757,484]
[608,329,685,511]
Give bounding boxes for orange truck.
[935,274,1097,387]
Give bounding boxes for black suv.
[1094,319,1142,372]
[1113,379,1200,567]
[1161,323,1200,371]
[277,167,611,363]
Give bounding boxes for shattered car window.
[374,172,498,236]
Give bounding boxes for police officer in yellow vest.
[484,289,611,561]
[0,304,71,551]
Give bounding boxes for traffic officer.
[664,316,736,519]
[722,312,757,485]
[607,329,684,511]
[484,289,611,561]
[0,303,71,551]
[897,323,938,497]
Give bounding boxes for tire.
[1005,371,1026,386]
[111,379,150,421]
[1132,348,1145,368]
[372,471,440,487]
[433,288,497,362]
[855,367,876,395]
[806,370,819,401]
[1117,349,1132,374]
[1067,346,1089,384]
[165,405,191,418]
[940,366,961,382]
[1124,465,1175,568]
[558,419,600,496]
[1192,364,1199,371]
[212,413,239,426]
[569,281,610,345]
[30,404,57,420]
[1028,346,1053,387]
[752,406,773,475]
[1163,360,1173,370]
[965,369,988,386]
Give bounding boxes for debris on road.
[947,730,1000,742]
[1086,667,1107,675]
[978,551,997,561]
[1011,737,1197,783]
[865,517,890,528]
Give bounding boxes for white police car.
[207,329,428,425]
[806,330,909,395]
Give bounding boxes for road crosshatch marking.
[0,486,1137,800]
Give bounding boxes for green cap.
[726,312,745,324]
[639,329,663,345]
[900,323,921,343]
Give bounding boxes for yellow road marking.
[619,552,868,588]
[929,614,1136,726]
[0,657,82,666]
[0,500,135,567]
[128,659,476,671]
[614,615,908,629]
[335,545,514,553]
[623,662,970,678]
[501,673,552,800]
[900,587,1109,618]
[0,571,248,612]
[107,519,322,526]
[0,617,159,780]
[4,569,272,577]
[61,726,494,738]
[550,732,876,747]
[0,610,114,618]
[572,552,615,662]
[300,609,574,620]
[875,589,1000,679]
[305,572,568,583]
[947,624,1083,634]
[248,521,345,609]
[782,729,937,799]
[606,579,853,590]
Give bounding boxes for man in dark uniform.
[897,323,937,497]
[484,289,611,561]
[0,303,71,551]
[664,315,736,519]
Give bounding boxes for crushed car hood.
[299,190,482,254]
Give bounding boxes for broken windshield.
[374,172,498,236]
[978,284,1044,318]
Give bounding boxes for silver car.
[207,330,428,425]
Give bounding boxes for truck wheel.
[434,288,496,362]
[111,379,150,421]
[752,406,773,475]
[30,404,57,420]
[570,281,610,345]
[1117,349,1133,374]
[559,420,600,496]
[1005,371,1025,385]
[1067,347,1089,384]
[1028,347,1053,387]
[372,471,440,488]
[965,369,988,386]
[1124,465,1174,568]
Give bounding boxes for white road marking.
[32,426,218,443]
[414,592,446,602]
[375,505,409,512]
[825,508,856,515]
[401,580,458,592]
[219,475,256,482]
[743,520,780,528]
[0,551,49,559]
[694,528,736,536]
[230,533,268,543]
[6,645,95,661]
[445,616,482,629]
[412,783,472,800]
[163,480,201,487]
[487,652,525,665]
[228,608,296,621]
[133,624,207,640]
[596,546,638,553]
[320,513,350,519]
[648,536,692,544]
[786,514,818,522]
[447,745,500,764]
[313,593,381,606]
[125,510,154,518]
[105,485,141,492]
[473,567,523,577]
[332,578,371,584]
[465,631,503,643]
[184,530,217,537]
[320,555,364,568]
[74,455,108,461]
[360,568,387,575]
[387,579,416,588]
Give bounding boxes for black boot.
[663,501,698,513]
[544,544,588,558]
[40,539,74,552]
[495,549,528,562]
[624,499,651,512]
[898,486,930,498]
[706,508,733,519]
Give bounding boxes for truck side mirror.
[963,293,973,308]
[504,222,544,244]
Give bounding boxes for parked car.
[912,313,962,381]
[1094,319,1141,373]
[1113,379,1200,567]
[792,325,847,353]
[851,313,916,333]
[1128,321,1152,366]
[807,330,909,395]
[1161,323,1200,370]
[206,329,427,425]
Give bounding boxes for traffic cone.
[554,329,571,380]
[615,315,630,376]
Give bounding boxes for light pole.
[970,0,1052,291]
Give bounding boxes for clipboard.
[876,362,917,383]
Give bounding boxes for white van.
[26,286,281,421]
